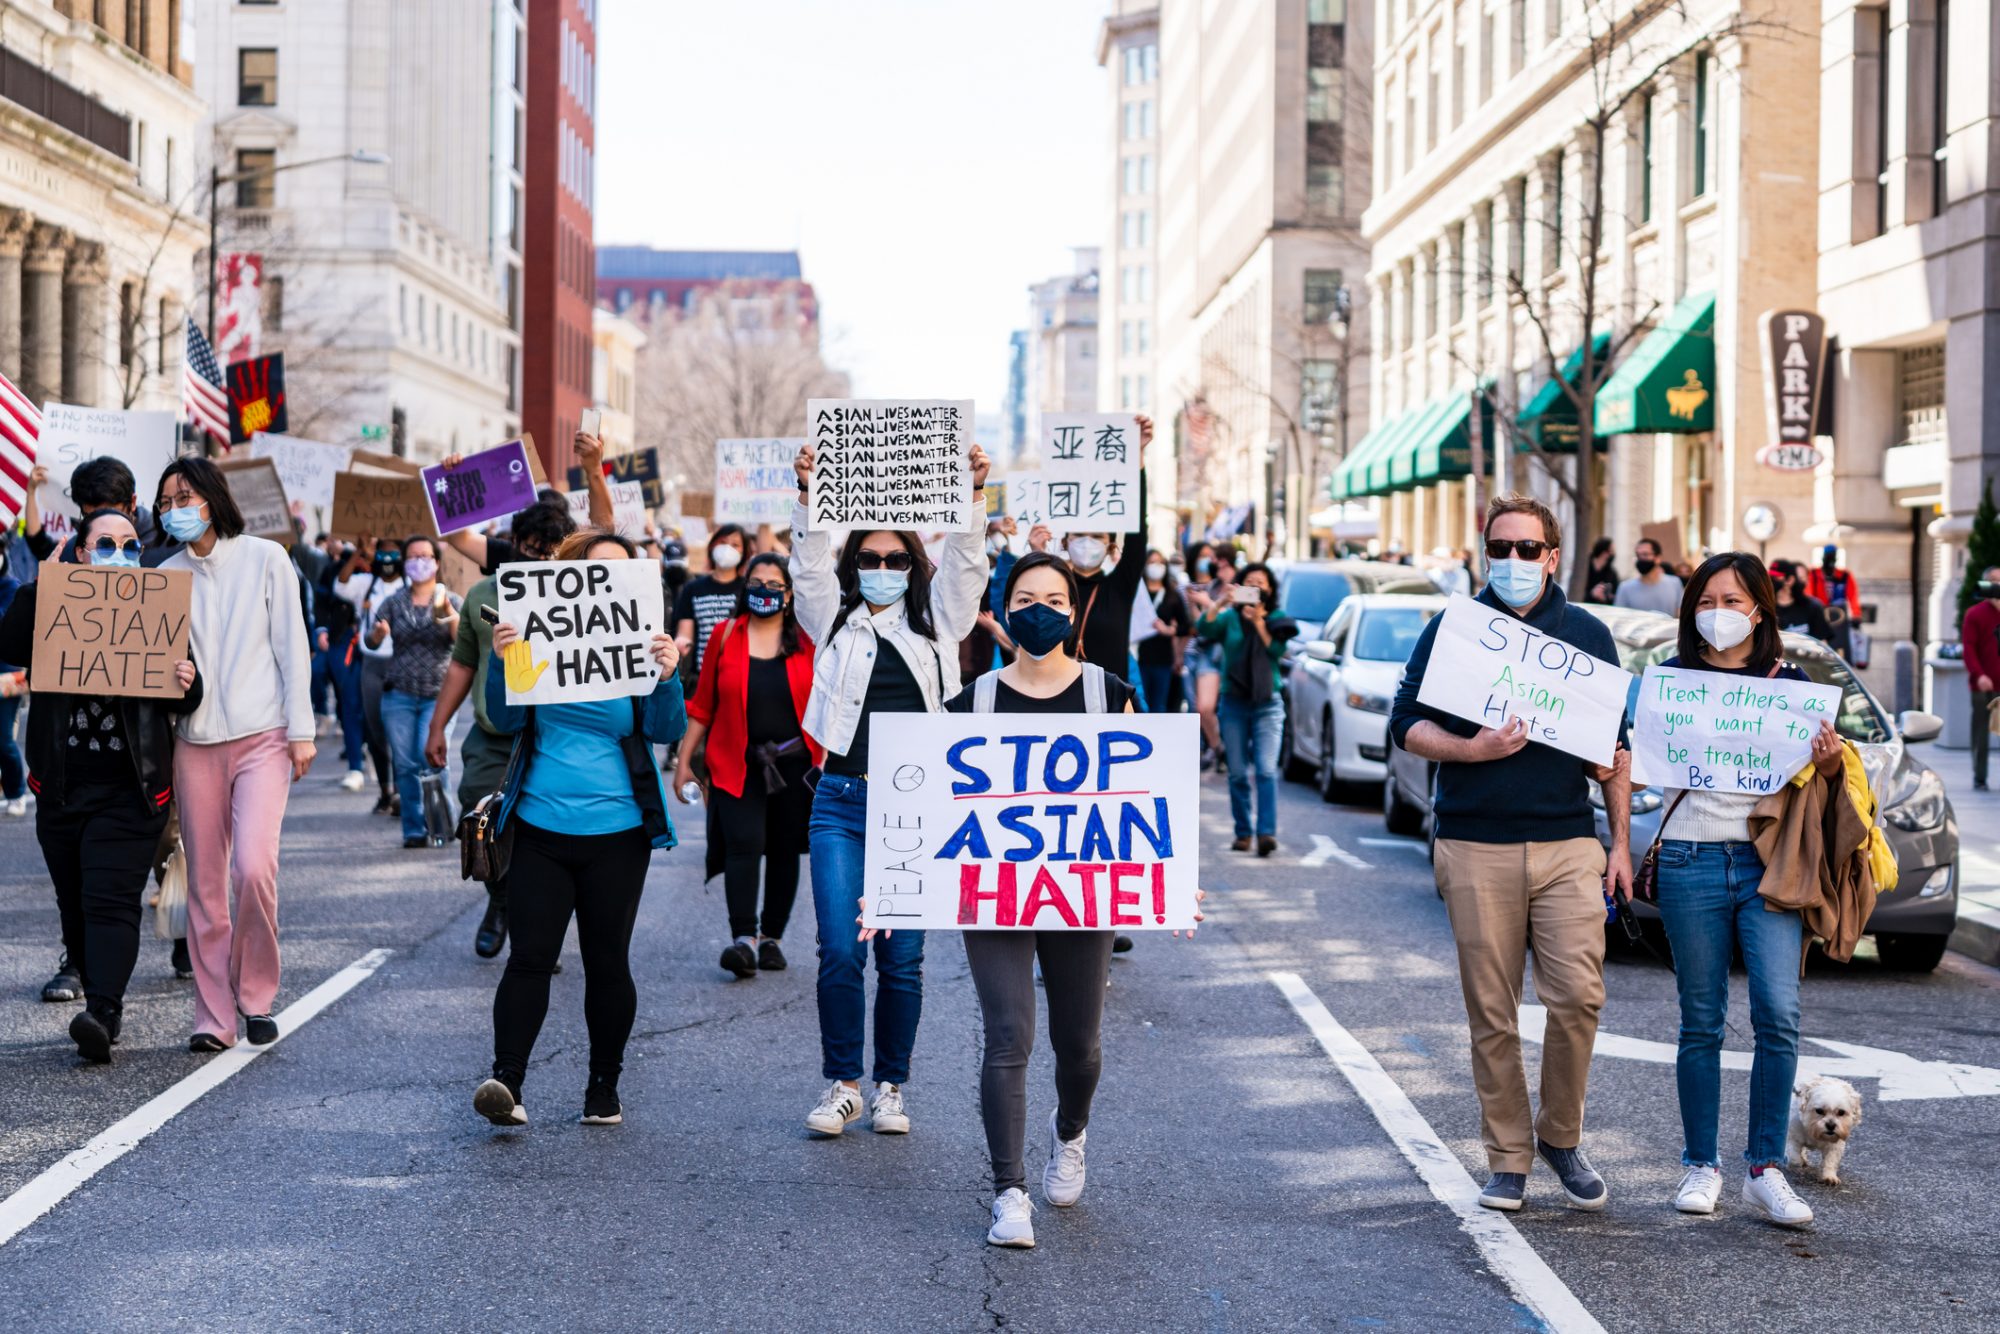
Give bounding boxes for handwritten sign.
[565,479,648,540]
[860,713,1202,931]
[250,433,353,510]
[1630,664,1841,793]
[806,398,975,532]
[566,445,663,509]
[421,440,539,536]
[495,559,666,705]
[329,471,436,542]
[1414,594,1627,765]
[715,438,804,527]
[32,564,192,699]
[1008,413,1141,535]
[35,404,178,540]
[216,456,294,545]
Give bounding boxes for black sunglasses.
[854,551,914,572]
[746,580,789,594]
[92,537,143,559]
[1484,539,1552,561]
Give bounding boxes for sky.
[594,0,1107,410]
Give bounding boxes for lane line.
[1302,833,1372,870]
[1270,971,1604,1334]
[0,947,393,1249]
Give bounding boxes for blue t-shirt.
[515,697,655,835]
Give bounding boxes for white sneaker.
[340,769,366,792]
[871,1080,910,1134]
[3,796,26,817]
[987,1187,1036,1248]
[1675,1164,1723,1214]
[805,1081,864,1136]
[472,1078,526,1127]
[1742,1168,1814,1228]
[1043,1109,1087,1207]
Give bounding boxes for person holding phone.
[365,535,462,849]
[1195,563,1297,855]
[337,540,404,814]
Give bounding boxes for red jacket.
[688,616,821,798]
[1963,599,2000,686]
[1805,566,1861,616]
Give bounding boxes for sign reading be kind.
[1414,594,1628,765]
[1630,664,1841,793]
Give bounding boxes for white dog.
[1787,1076,1864,1185]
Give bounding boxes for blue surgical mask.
[1486,558,1546,609]
[162,504,210,544]
[1007,602,1073,660]
[94,547,141,568]
[858,569,908,606]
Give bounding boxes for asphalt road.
[2,742,1998,1331]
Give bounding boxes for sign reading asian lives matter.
[807,399,975,532]
[1414,593,1628,765]
[715,438,805,527]
[1630,663,1841,793]
[1007,413,1140,534]
[495,559,666,706]
[33,565,193,700]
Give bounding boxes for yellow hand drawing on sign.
[1665,369,1709,421]
[503,640,550,693]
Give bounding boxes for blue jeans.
[310,642,332,717]
[1138,662,1175,716]
[808,773,925,1084]
[327,645,367,772]
[0,693,23,799]
[1655,840,1802,1168]
[380,687,439,842]
[1219,694,1284,838]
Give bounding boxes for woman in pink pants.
[157,459,316,1051]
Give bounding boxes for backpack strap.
[973,672,998,714]
[1081,661,1107,714]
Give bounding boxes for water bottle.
[680,781,703,804]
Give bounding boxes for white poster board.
[1413,593,1628,765]
[35,403,178,540]
[806,398,975,533]
[565,479,648,541]
[494,560,667,706]
[860,713,1203,931]
[250,433,354,511]
[715,437,804,527]
[1630,664,1841,793]
[1006,413,1141,535]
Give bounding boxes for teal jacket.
[1197,604,1299,699]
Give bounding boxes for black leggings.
[37,783,170,1017]
[711,760,812,939]
[361,656,391,794]
[492,819,652,1089]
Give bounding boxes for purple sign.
[421,440,539,536]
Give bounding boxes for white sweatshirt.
[163,534,316,745]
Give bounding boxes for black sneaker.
[474,900,508,958]
[170,937,194,979]
[371,792,393,815]
[1478,1172,1527,1211]
[402,836,427,849]
[244,1014,279,1046]
[70,1009,114,1064]
[581,1076,622,1125]
[1537,1139,1608,1210]
[189,1032,229,1053]
[757,939,787,971]
[720,941,757,978]
[41,954,82,1003]
[474,1076,526,1126]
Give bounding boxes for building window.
[1307,68,1341,123]
[1136,374,1149,407]
[1123,99,1154,139]
[1544,151,1563,273]
[118,282,137,366]
[1426,33,1442,150]
[1510,0,1526,75]
[1932,0,1949,217]
[1449,222,1466,323]
[234,148,274,206]
[1507,178,1527,281]
[157,297,172,375]
[263,275,284,332]
[1477,200,1495,301]
[1692,52,1713,198]
[1121,320,1134,356]
[1897,343,1946,446]
[1308,0,1344,19]
[1304,268,1345,325]
[1123,41,1157,86]
[237,48,277,106]
[1307,165,1344,215]
[1639,92,1654,222]
[1137,319,1151,352]
[1454,2,1470,129]
[1863,11,1887,228]
[1120,375,1134,410]
[1301,360,1339,434]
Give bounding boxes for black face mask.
[372,559,401,580]
[1980,582,2000,600]
[1633,558,1656,576]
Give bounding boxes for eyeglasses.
[1484,539,1552,561]
[747,581,788,595]
[91,537,143,559]
[160,490,204,510]
[854,551,914,572]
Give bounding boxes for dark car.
[1274,560,1438,778]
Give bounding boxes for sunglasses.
[92,537,143,559]
[746,580,789,595]
[1484,539,1552,561]
[854,551,914,572]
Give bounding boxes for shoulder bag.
[1631,790,1690,903]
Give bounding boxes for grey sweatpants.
[962,930,1115,1194]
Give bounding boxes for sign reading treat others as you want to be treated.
[860,713,1202,931]
[1414,594,1629,766]
[33,565,193,700]
[806,399,976,533]
[1630,664,1842,794]
[1006,414,1141,535]
[494,559,666,706]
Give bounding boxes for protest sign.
[329,471,435,541]
[715,438,804,527]
[250,433,353,510]
[567,445,664,508]
[421,440,539,536]
[35,404,178,540]
[226,352,288,443]
[1007,414,1141,535]
[565,479,648,540]
[347,450,422,477]
[32,564,192,700]
[1414,593,1628,765]
[806,398,975,532]
[216,457,294,544]
[495,559,666,706]
[860,713,1202,931]
[1630,663,1841,793]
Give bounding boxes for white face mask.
[712,545,742,571]
[1066,536,1107,571]
[986,535,1007,557]
[1695,608,1754,651]
[1144,561,1166,581]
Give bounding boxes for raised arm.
[789,444,839,647]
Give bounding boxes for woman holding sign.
[789,437,991,1139]
[365,535,463,849]
[1650,553,1843,1227]
[1196,562,1298,855]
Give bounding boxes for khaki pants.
[1434,837,1607,1173]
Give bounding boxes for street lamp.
[207,149,389,344]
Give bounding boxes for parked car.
[1287,593,1444,801]
[1382,603,1960,970]
[1275,560,1437,779]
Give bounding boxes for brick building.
[520,0,596,481]
[597,248,819,337]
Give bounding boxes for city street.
[2,745,1998,1332]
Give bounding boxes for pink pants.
[174,727,292,1043]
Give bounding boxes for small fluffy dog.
[1787,1075,1864,1185]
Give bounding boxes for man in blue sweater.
[1389,494,1633,1215]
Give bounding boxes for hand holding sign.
[494,560,667,706]
[497,632,550,694]
[1414,594,1628,765]
[1629,664,1843,792]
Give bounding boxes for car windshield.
[1626,636,1891,744]
[1352,607,1436,661]
[1279,570,1353,624]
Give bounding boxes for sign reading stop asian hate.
[1413,593,1628,766]
[1630,664,1842,793]
[860,713,1202,932]
[330,471,436,542]
[32,564,193,700]
[494,559,666,706]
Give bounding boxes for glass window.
[1308,0,1346,19]
[1301,359,1339,433]
[1120,375,1134,409]
[237,48,277,106]
[1143,43,1158,83]
[1449,222,1466,322]
[1307,164,1344,214]
[1639,92,1654,221]
[1308,67,1342,123]
[1507,178,1527,279]
[1477,200,1495,301]
[1304,269,1345,324]
[1932,0,1948,216]
[1137,319,1151,352]
[1352,607,1437,660]
[1693,52,1713,198]
[1545,151,1563,272]
[1276,570,1353,624]
[234,148,274,207]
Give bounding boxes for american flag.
[183,316,231,449]
[0,368,39,528]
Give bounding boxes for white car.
[1285,593,1444,801]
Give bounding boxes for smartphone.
[578,407,603,438]
[478,605,499,626]
[1231,585,1262,606]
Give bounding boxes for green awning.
[1389,390,1490,491]
[1594,291,1717,435]
[1330,407,1414,500]
[1368,400,1445,494]
[1519,332,1611,453]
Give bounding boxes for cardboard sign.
[495,559,666,705]
[566,445,663,508]
[32,564,192,699]
[1630,664,1841,793]
[330,472,436,542]
[715,438,804,527]
[860,713,1203,931]
[216,457,295,545]
[226,352,288,443]
[421,440,540,536]
[35,403,179,541]
[250,433,353,510]
[1007,413,1141,535]
[347,449,422,477]
[806,398,975,532]
[1414,593,1628,765]
[565,479,648,540]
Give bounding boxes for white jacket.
[791,500,987,759]
[163,534,316,745]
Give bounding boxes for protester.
[1613,537,1683,613]
[472,527,687,1129]
[1389,493,1632,1214]
[365,535,462,848]
[961,517,1017,678]
[675,552,821,978]
[1768,559,1833,644]
[157,459,315,1052]
[789,437,990,1138]
[0,510,202,1061]
[674,523,750,675]
[1805,545,1862,660]
[1581,537,1620,605]
[315,540,372,791]
[21,457,171,564]
[0,543,23,819]
[660,537,691,611]
[1133,547,1191,714]
[1196,562,1297,855]
[1181,540,1232,766]
[1961,566,2000,791]
[338,540,404,814]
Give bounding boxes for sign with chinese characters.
[1007,413,1141,535]
[806,399,976,532]
[1757,309,1827,472]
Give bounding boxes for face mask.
[161,504,209,544]
[1007,602,1073,660]
[1695,608,1754,651]
[712,545,742,571]
[1633,558,1656,576]
[1822,551,1838,570]
[405,556,439,583]
[1980,582,2000,600]
[372,560,400,580]
[1196,558,1214,576]
[93,546,141,569]
[1485,558,1545,609]
[1144,561,1166,582]
[1066,537,1107,571]
[857,569,908,606]
[746,588,786,618]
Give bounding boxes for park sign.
[1757,309,1827,472]
[1005,413,1141,535]
[806,398,977,532]
[1413,593,1628,766]
[420,440,539,536]
[860,713,1202,932]
[1629,663,1841,793]
[495,559,666,706]
[32,564,193,700]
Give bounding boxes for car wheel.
[1875,932,1949,972]
[1280,709,1313,783]
[1383,772,1423,835]
[1317,711,1346,803]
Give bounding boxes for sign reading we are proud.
[806,399,976,533]
[495,559,666,706]
[715,437,804,527]
[1630,663,1841,793]
[1414,593,1628,765]
[32,564,192,700]
[860,713,1202,932]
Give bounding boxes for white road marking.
[0,947,393,1249]
[1519,1004,2000,1101]
[1358,836,1428,854]
[1271,972,1604,1334]
[1303,834,1372,870]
